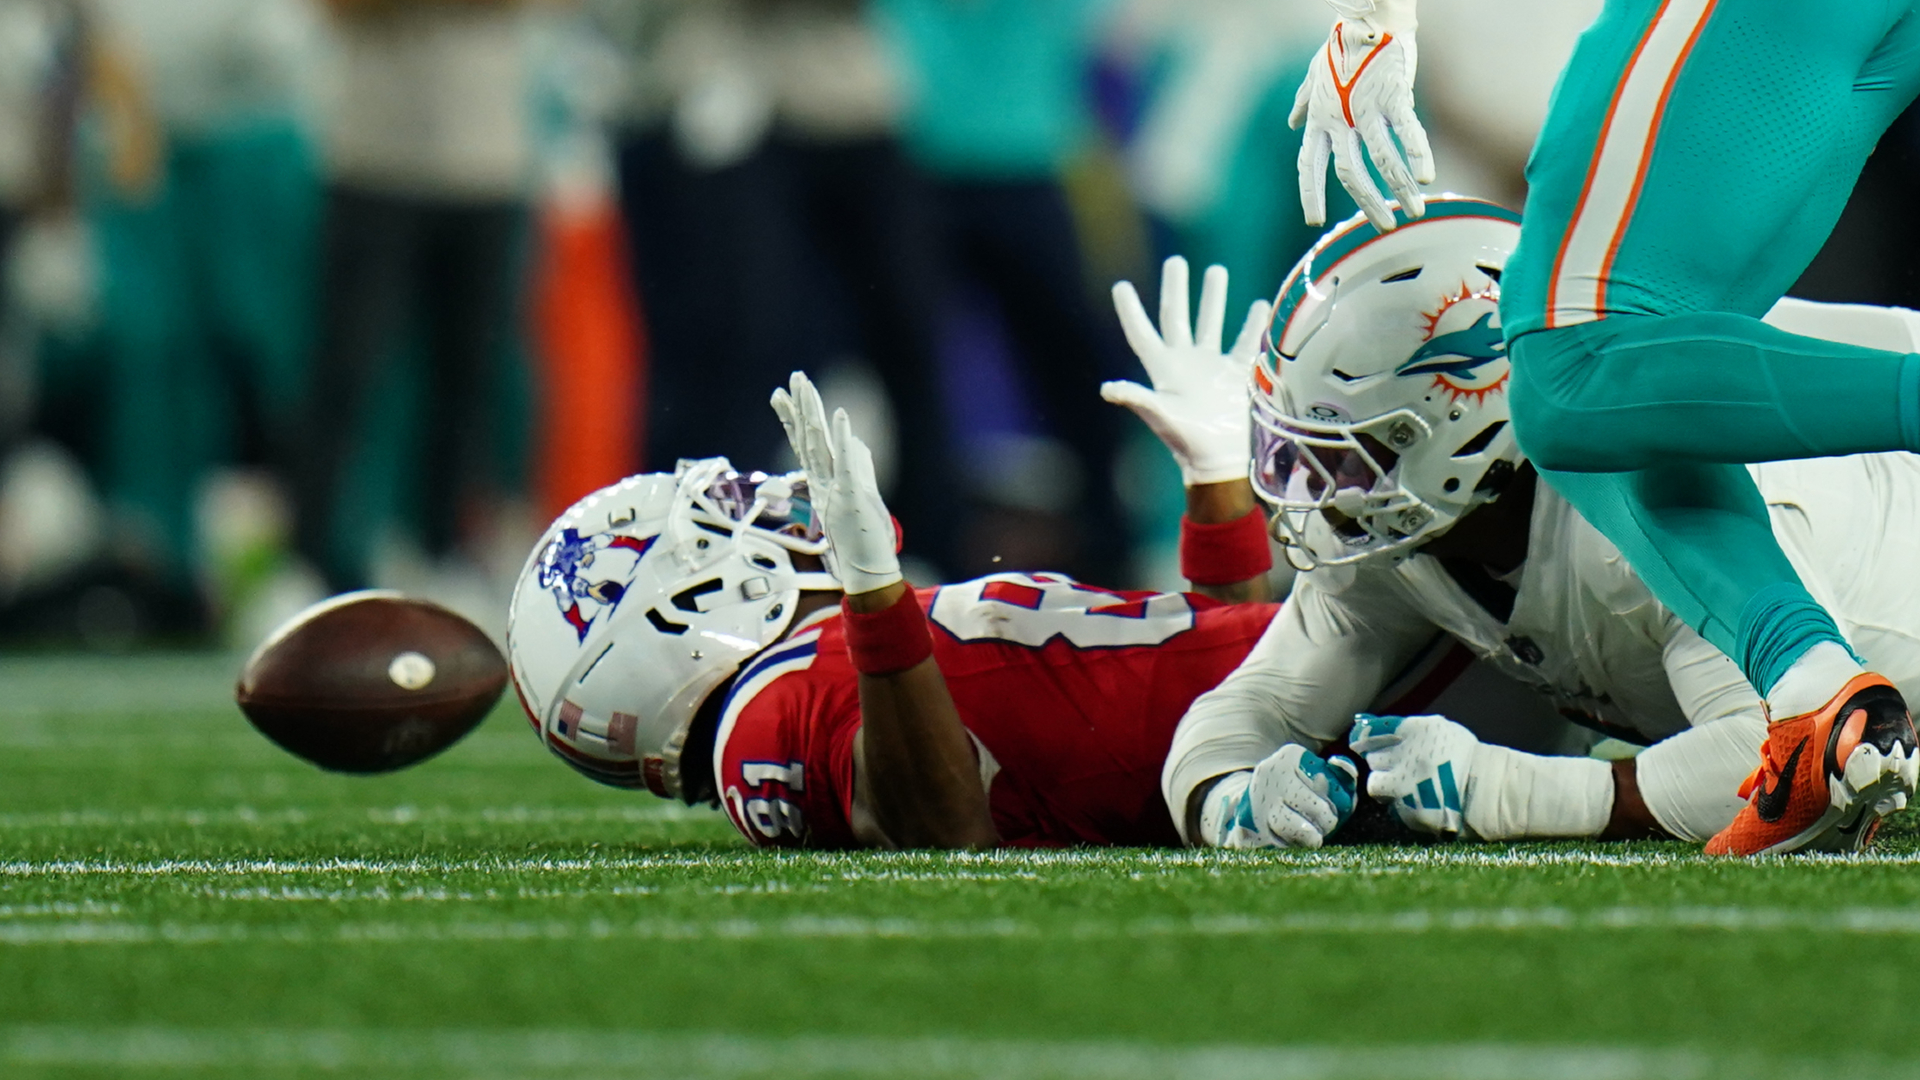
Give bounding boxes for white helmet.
[506,458,836,799]
[1252,196,1525,567]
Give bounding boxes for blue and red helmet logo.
[537,528,657,642]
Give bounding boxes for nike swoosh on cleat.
[1754,738,1807,823]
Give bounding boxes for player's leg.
[291,188,417,593]
[1501,0,1920,851]
[417,202,519,563]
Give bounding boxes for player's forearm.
[1181,481,1272,604]
[1600,760,1669,840]
[1448,745,1667,841]
[849,584,996,849]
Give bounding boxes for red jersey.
[713,573,1279,849]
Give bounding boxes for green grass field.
[7,654,1920,1079]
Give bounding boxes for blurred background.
[0,0,1911,653]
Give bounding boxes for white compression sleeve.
[1631,713,1766,843]
[1465,745,1613,841]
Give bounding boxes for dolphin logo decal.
[1395,312,1506,378]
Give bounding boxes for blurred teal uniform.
[68,0,322,591]
[877,0,1107,179]
[1501,0,1920,693]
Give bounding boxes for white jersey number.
[928,574,1195,650]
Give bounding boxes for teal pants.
[83,122,318,584]
[1501,0,1920,692]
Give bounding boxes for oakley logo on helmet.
[537,527,657,643]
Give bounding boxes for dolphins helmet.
[506,458,835,799]
[1252,196,1525,567]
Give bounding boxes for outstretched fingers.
[1362,114,1424,222]
[1110,280,1166,369]
[1158,255,1192,350]
[1297,124,1331,227]
[1391,100,1436,186]
[1229,299,1273,364]
[830,406,879,495]
[1195,264,1229,356]
[1331,126,1395,232]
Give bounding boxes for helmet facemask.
[1253,395,1443,567]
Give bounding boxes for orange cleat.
[1707,673,1918,857]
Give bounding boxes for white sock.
[1764,640,1865,721]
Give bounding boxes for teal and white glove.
[770,372,900,595]
[1349,713,1477,837]
[1351,712,1618,841]
[1292,0,1433,232]
[1102,256,1272,486]
[1200,744,1359,849]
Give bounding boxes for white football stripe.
[11,846,1920,877]
[1547,0,1717,327]
[4,1025,1910,1079]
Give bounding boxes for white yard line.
[9,906,1920,946]
[0,1025,1814,1080]
[9,846,1920,879]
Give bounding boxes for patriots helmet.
[506,457,836,800]
[1252,196,1526,567]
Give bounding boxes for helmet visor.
[1251,402,1401,510]
[1250,394,1435,564]
[695,469,826,549]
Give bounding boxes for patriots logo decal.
[1394,283,1509,406]
[537,527,658,643]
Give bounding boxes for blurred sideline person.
[294,0,536,593]
[504,315,1576,847]
[32,0,320,635]
[596,0,961,576]
[1145,200,1920,855]
[877,0,1132,583]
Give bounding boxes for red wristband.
[1180,509,1273,587]
[842,587,935,675]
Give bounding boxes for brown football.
[236,592,507,773]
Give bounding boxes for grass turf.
[5,654,1920,1079]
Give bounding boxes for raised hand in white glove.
[1349,712,1479,838]
[1102,256,1272,486]
[770,371,901,596]
[1199,744,1359,850]
[1292,0,1434,233]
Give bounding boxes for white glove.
[1200,744,1358,850]
[1349,712,1478,837]
[1291,0,1434,233]
[770,371,901,596]
[1102,257,1272,486]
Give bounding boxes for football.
[235,591,507,773]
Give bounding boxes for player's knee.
[1507,331,1597,472]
